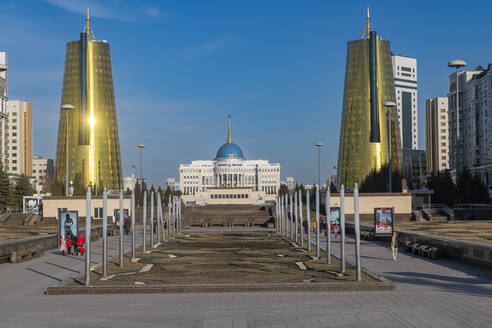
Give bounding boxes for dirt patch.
[77,231,375,288]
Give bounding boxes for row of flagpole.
[274,183,361,280]
[84,187,182,286]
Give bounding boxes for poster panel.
[23,196,41,214]
[329,207,340,225]
[114,209,129,226]
[59,211,78,238]
[374,208,394,235]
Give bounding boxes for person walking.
[334,224,340,239]
[66,236,72,255]
[60,236,67,255]
[124,219,131,236]
[391,231,399,261]
[72,234,78,255]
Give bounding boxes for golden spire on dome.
[227,114,232,143]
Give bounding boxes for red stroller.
[77,236,86,255]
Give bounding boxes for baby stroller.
[77,235,86,255]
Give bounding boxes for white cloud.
[43,0,169,22]
[180,37,236,60]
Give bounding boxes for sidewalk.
[0,231,143,298]
[0,228,490,328]
[310,230,492,295]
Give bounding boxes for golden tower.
[54,9,122,191]
[337,10,402,189]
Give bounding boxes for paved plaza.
[0,228,491,327]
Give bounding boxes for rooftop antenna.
[227,114,232,143]
[83,8,95,40]
[362,5,371,39]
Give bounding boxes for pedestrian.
[124,219,130,236]
[60,236,67,255]
[334,224,340,239]
[72,234,78,255]
[66,237,72,255]
[391,231,399,261]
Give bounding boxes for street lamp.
[315,143,323,190]
[61,104,74,196]
[384,101,396,193]
[137,144,145,210]
[137,144,145,186]
[448,60,466,179]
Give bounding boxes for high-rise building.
[6,100,32,177]
[392,55,418,150]
[426,97,449,173]
[0,52,8,170]
[54,10,122,191]
[402,149,426,188]
[448,64,492,190]
[32,155,54,192]
[337,9,402,188]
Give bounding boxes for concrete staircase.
[182,205,273,227]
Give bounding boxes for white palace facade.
[179,117,280,206]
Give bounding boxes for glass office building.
[337,15,402,189]
[54,10,122,191]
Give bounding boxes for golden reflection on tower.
[54,9,122,191]
[337,9,402,189]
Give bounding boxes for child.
[60,236,67,255]
[66,237,72,255]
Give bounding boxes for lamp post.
[61,104,74,196]
[448,60,466,179]
[384,101,396,193]
[137,144,145,187]
[315,143,323,190]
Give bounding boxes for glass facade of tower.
[54,23,122,191]
[337,31,402,189]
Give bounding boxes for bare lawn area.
[83,232,375,287]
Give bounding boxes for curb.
[46,281,396,295]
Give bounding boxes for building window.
[94,208,103,219]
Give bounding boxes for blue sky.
[1,0,492,187]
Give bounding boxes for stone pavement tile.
[202,319,219,328]
[270,324,287,328]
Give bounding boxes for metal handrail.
[23,212,35,225]
[454,204,492,208]
[0,210,11,224]
[422,203,447,209]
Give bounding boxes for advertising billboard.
[329,207,340,225]
[114,209,129,225]
[59,211,78,238]
[23,195,42,214]
[374,208,394,235]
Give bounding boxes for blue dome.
[216,142,245,160]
